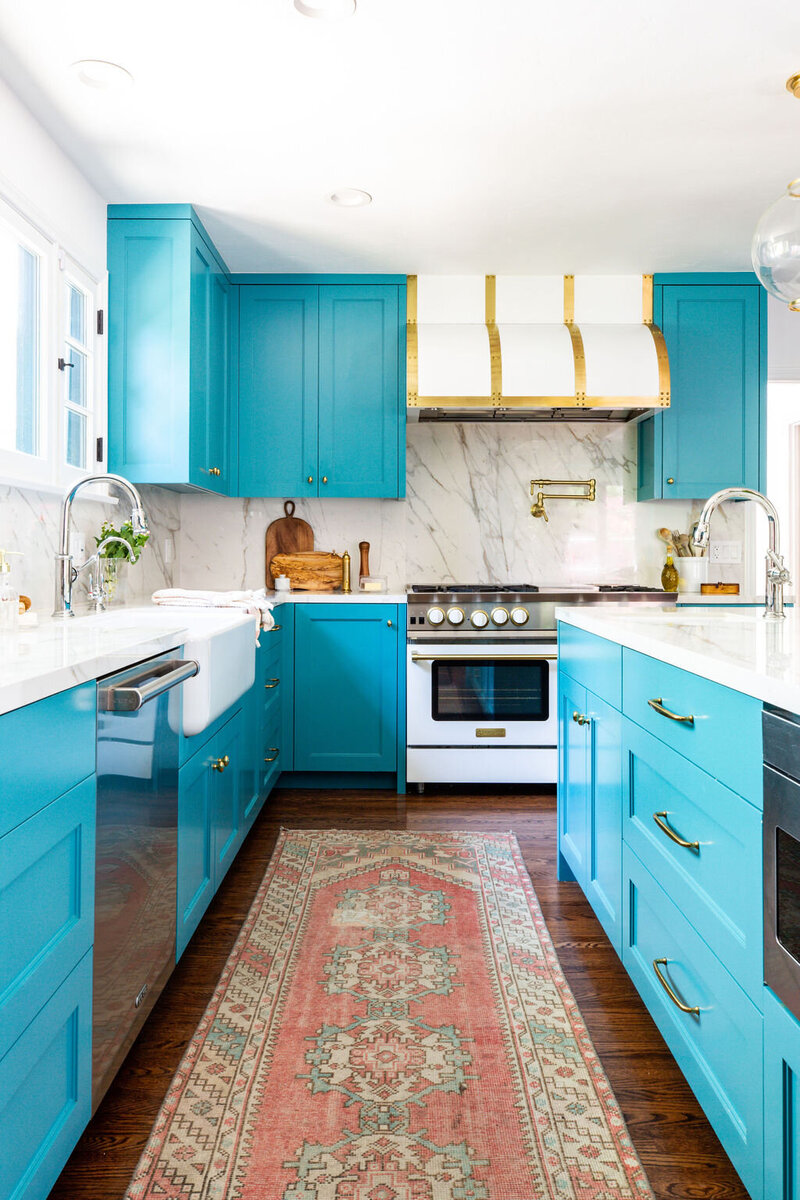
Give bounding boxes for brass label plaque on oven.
[476,728,506,738]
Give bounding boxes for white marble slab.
[272,592,407,604]
[556,603,800,712]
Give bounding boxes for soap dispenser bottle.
[0,550,20,631]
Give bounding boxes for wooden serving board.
[266,501,314,587]
[700,582,740,595]
[270,551,343,591]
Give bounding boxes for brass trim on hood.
[485,274,502,402]
[406,274,419,404]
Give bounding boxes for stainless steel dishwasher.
[93,650,198,1111]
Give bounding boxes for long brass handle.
[648,697,694,725]
[268,624,282,633]
[212,755,230,773]
[265,678,280,689]
[264,748,280,763]
[411,653,557,662]
[652,958,700,1016]
[653,811,700,852]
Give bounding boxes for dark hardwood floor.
[49,787,749,1200]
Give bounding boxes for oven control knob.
[446,606,465,626]
[470,609,489,629]
[427,606,445,626]
[491,606,509,626]
[510,606,529,626]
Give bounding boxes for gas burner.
[597,584,667,593]
[409,584,539,594]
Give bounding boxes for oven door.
[407,642,557,748]
[765,762,800,1020]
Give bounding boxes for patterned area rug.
[127,830,653,1199]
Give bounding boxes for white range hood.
[407,274,670,422]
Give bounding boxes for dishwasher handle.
[99,659,199,712]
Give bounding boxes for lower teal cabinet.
[293,604,399,774]
[242,622,286,832]
[558,672,589,885]
[0,949,92,1200]
[177,709,243,960]
[623,845,763,1199]
[764,985,800,1200]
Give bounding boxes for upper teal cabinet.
[107,205,232,494]
[237,278,406,498]
[637,274,767,501]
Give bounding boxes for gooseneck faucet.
[53,473,149,618]
[692,487,791,619]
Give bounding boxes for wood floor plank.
[47,786,750,1200]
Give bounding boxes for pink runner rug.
[127,830,653,1199]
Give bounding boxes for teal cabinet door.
[177,741,215,959]
[237,286,318,498]
[586,692,622,953]
[637,274,766,501]
[212,710,244,888]
[107,205,232,493]
[557,673,588,886]
[318,285,400,497]
[294,604,398,772]
[764,986,800,1200]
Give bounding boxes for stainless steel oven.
[764,704,800,1020]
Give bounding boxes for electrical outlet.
[164,536,175,565]
[710,540,742,564]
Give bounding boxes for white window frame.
[0,190,106,492]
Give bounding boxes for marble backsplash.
[177,423,744,593]
[0,483,179,614]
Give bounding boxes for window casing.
[0,193,105,491]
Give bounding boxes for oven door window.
[777,826,800,963]
[431,659,549,722]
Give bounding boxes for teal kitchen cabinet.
[0,684,96,1200]
[637,274,766,501]
[764,985,800,1200]
[293,604,400,776]
[557,627,623,953]
[177,708,244,959]
[107,205,233,493]
[242,619,287,833]
[237,278,406,498]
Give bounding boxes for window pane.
[66,408,86,469]
[0,229,40,458]
[68,283,85,344]
[66,347,87,408]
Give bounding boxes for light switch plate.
[710,540,742,564]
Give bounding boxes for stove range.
[407,583,675,639]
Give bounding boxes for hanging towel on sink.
[151,587,275,642]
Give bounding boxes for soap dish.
[359,575,387,593]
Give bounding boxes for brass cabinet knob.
[387,619,393,627]
[572,711,590,726]
[212,754,230,772]
[666,477,675,485]
[264,748,279,763]
[307,475,314,483]
[265,678,280,689]
[322,476,328,484]
[208,467,221,477]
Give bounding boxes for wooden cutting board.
[265,501,314,587]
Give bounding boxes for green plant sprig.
[96,519,150,561]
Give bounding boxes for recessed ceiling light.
[328,188,372,208]
[294,0,356,18]
[71,60,134,91]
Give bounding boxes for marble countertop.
[555,602,800,712]
[271,591,407,604]
[0,606,252,717]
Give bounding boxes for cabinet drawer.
[622,719,762,1003]
[558,624,621,708]
[623,846,763,1199]
[0,776,96,1061]
[0,684,95,837]
[0,949,92,1200]
[622,648,762,802]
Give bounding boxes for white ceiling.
[0,0,799,274]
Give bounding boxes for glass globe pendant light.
[752,74,800,311]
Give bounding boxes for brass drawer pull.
[212,755,230,773]
[264,748,280,763]
[268,624,282,633]
[265,678,280,689]
[653,811,700,853]
[648,697,694,725]
[652,958,700,1016]
[572,710,590,726]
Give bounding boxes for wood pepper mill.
[358,541,370,586]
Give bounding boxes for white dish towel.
[151,587,275,642]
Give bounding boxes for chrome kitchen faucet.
[692,487,791,619]
[53,473,149,618]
